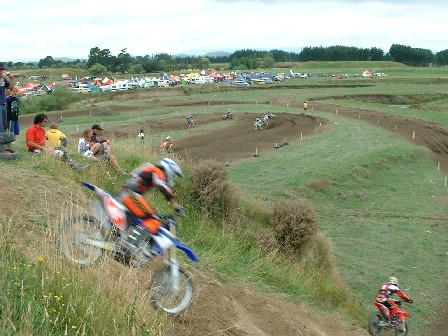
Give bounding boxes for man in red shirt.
[26,113,54,154]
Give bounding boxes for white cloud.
[2,0,447,61]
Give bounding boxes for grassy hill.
[1,62,447,335]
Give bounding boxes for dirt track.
[174,112,320,164]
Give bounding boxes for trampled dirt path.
[15,93,448,335]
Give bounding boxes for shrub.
[189,160,239,222]
[270,200,318,253]
[350,166,371,181]
[304,177,331,191]
[21,87,83,115]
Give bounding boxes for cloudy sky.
[2,0,447,61]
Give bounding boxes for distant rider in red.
[373,276,413,325]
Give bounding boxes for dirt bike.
[222,112,233,119]
[254,121,263,131]
[59,181,199,315]
[262,116,270,126]
[369,300,410,335]
[160,140,173,153]
[186,116,194,128]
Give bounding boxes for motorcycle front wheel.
[150,265,194,315]
[395,320,408,336]
[368,311,384,336]
[59,214,105,266]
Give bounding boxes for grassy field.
[2,62,448,334]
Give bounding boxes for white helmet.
[228,108,232,111]
[389,276,398,286]
[157,158,183,187]
[166,136,171,140]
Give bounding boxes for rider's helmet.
[256,118,260,122]
[157,158,183,188]
[228,108,232,112]
[389,276,398,286]
[166,136,171,140]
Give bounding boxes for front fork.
[165,219,180,291]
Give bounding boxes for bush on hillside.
[20,87,83,115]
[270,200,318,253]
[189,160,239,222]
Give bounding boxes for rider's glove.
[174,204,186,217]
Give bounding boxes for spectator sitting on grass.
[25,113,64,158]
[78,128,101,163]
[90,123,127,174]
[46,122,67,149]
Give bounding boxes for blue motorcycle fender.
[158,228,199,262]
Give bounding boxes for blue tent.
[159,72,171,81]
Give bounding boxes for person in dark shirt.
[0,62,14,132]
[6,87,20,135]
[90,123,127,174]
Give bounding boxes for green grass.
[3,62,448,334]
[228,110,448,334]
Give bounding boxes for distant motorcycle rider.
[161,136,173,151]
[186,115,194,128]
[373,276,413,325]
[119,158,185,250]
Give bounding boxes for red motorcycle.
[369,300,410,335]
[160,140,173,153]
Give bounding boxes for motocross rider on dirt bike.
[186,115,194,128]
[119,158,185,251]
[374,276,413,326]
[161,136,173,151]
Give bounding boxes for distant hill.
[54,57,87,62]
[204,51,232,57]
[173,51,231,58]
[174,49,234,58]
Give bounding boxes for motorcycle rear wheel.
[368,311,384,335]
[150,265,194,315]
[59,214,105,266]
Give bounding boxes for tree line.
[5,44,448,75]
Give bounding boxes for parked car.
[235,80,250,86]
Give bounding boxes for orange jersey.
[121,163,175,233]
[123,163,174,201]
